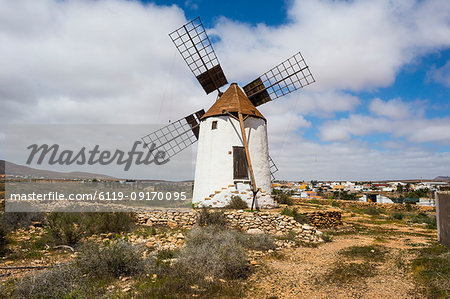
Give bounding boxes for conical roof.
[201,83,266,121]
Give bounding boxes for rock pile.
[137,210,324,244]
[302,211,342,228]
[293,198,435,212]
[137,210,197,229]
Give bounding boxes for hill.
[434,176,450,181]
[0,160,117,180]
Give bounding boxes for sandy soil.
[245,216,436,299]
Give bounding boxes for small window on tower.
[211,121,218,130]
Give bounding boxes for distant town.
[272,178,450,207]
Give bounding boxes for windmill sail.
[268,155,279,181]
[141,110,205,159]
[169,17,228,94]
[243,52,315,107]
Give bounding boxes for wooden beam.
[238,112,257,193]
[225,111,239,121]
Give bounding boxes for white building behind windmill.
[192,83,274,208]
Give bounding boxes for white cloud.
[368,97,425,119]
[319,113,450,144]
[428,60,450,87]
[0,0,208,124]
[212,0,450,91]
[270,138,450,180]
[370,98,408,119]
[0,0,449,180]
[319,115,392,141]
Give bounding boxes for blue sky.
[0,0,449,180]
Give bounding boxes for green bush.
[405,203,413,211]
[0,222,9,257]
[45,213,88,246]
[392,212,404,220]
[324,261,377,283]
[338,245,387,262]
[197,208,227,228]
[176,226,249,280]
[280,207,310,224]
[76,241,147,279]
[43,212,136,246]
[237,233,276,251]
[136,226,257,298]
[13,265,87,299]
[364,207,381,216]
[1,212,46,230]
[86,212,136,235]
[274,191,293,205]
[411,243,449,298]
[410,212,437,229]
[322,232,333,243]
[225,195,248,209]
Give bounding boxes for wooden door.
[233,146,248,179]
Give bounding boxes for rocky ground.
[0,204,445,298]
[245,210,438,298]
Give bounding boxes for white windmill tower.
[142,17,315,209]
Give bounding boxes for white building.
[192,84,274,208]
[359,194,394,204]
[417,198,436,207]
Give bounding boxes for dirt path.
[246,220,435,298]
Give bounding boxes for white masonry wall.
[192,115,275,208]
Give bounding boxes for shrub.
[13,265,87,299]
[225,195,248,209]
[197,208,227,228]
[1,212,46,230]
[45,213,88,246]
[86,212,136,235]
[322,232,333,243]
[324,261,377,283]
[410,212,437,229]
[274,191,293,205]
[75,241,147,279]
[405,203,413,211]
[44,212,136,246]
[237,233,276,251]
[280,207,309,224]
[176,226,249,280]
[392,212,404,220]
[308,199,322,205]
[338,245,387,262]
[411,243,450,298]
[136,226,254,298]
[156,248,176,263]
[0,222,9,256]
[364,207,381,216]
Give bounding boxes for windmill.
[142,17,315,209]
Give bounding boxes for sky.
[0,0,450,181]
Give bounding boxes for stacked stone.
[137,210,324,244]
[293,197,435,212]
[137,210,197,229]
[303,211,342,228]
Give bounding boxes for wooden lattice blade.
[243,52,315,107]
[141,110,205,159]
[169,17,228,94]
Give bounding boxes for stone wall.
[137,210,324,243]
[293,198,435,212]
[300,211,342,228]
